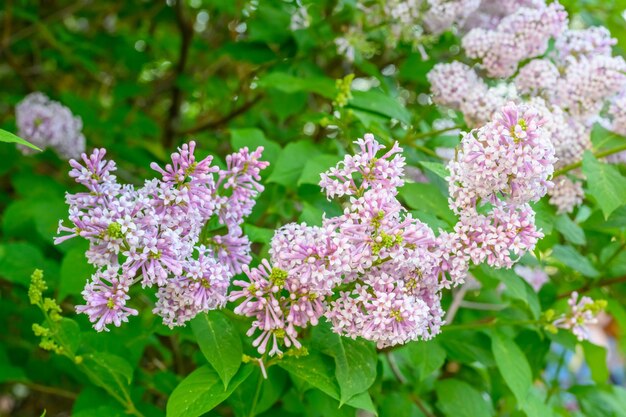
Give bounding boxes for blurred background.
[3,1,626,416]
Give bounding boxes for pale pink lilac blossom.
[233,120,553,355]
[553,292,606,341]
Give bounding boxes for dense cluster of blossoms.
[552,292,607,341]
[447,103,555,270]
[232,104,554,356]
[55,142,268,330]
[16,92,86,159]
[462,2,567,78]
[231,135,445,354]
[428,0,626,214]
[332,0,481,60]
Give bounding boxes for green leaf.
[532,199,555,235]
[573,385,626,417]
[419,161,449,180]
[243,224,275,244]
[230,128,281,170]
[400,183,457,225]
[551,244,600,278]
[555,214,586,245]
[278,352,340,400]
[476,265,540,319]
[258,72,337,99]
[57,318,81,355]
[494,335,558,417]
[0,346,27,383]
[0,242,46,286]
[491,332,532,405]
[60,248,94,299]
[320,331,377,405]
[166,364,253,417]
[0,128,41,151]
[298,154,341,186]
[267,141,320,188]
[380,392,426,417]
[190,311,242,389]
[404,340,446,381]
[72,386,127,417]
[348,90,411,125]
[582,341,609,384]
[81,352,134,404]
[435,379,493,417]
[582,151,626,219]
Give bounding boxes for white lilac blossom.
[514,265,549,292]
[462,2,567,78]
[16,92,86,159]
[462,0,546,31]
[232,116,553,355]
[556,55,626,118]
[334,0,481,59]
[55,142,268,330]
[553,292,607,341]
[548,176,585,214]
[447,102,556,214]
[515,59,560,97]
[445,103,554,270]
[428,62,517,127]
[554,27,616,62]
[606,93,626,164]
[429,1,626,214]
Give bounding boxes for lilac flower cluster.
[462,2,567,78]
[428,1,626,214]
[606,93,626,164]
[333,0,481,60]
[231,135,445,353]
[232,108,553,355]
[55,142,268,331]
[447,103,555,269]
[514,265,548,292]
[553,292,606,341]
[16,92,86,159]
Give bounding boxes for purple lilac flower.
[233,125,552,355]
[16,92,86,159]
[76,268,138,331]
[56,141,267,331]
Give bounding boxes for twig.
[409,394,436,417]
[554,143,626,177]
[385,351,407,384]
[248,371,264,417]
[3,0,91,47]
[15,381,77,400]
[444,283,469,324]
[162,0,193,148]
[402,124,464,143]
[177,94,264,136]
[557,275,626,299]
[458,301,507,311]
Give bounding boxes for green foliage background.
[2,1,626,416]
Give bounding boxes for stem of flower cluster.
[553,143,626,176]
[441,317,537,332]
[248,371,265,417]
